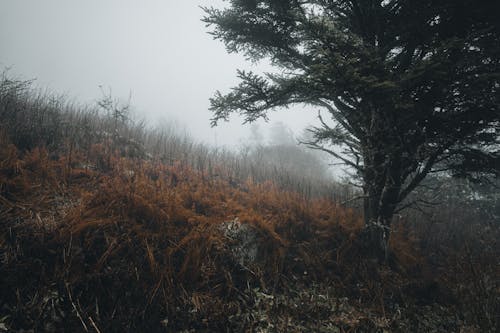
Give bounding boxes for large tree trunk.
[362,192,395,263]
[361,141,403,262]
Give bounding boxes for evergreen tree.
[203,0,500,260]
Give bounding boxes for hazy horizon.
[0,0,319,148]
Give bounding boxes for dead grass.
[0,75,498,331]
[1,137,497,332]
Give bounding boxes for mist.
[1,2,498,331]
[0,0,318,147]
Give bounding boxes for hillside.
[0,76,498,332]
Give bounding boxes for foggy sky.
[0,0,318,148]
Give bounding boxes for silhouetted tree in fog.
[203,0,500,260]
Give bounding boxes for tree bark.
[361,138,403,263]
[362,191,393,263]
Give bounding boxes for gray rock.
[219,218,260,268]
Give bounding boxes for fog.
[0,0,318,147]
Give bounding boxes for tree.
[269,121,295,145]
[203,0,500,260]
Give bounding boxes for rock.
[219,218,260,268]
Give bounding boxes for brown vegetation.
[0,75,498,332]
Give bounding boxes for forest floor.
[0,140,498,332]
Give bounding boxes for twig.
[65,282,88,332]
[0,194,26,210]
[340,195,367,205]
[88,316,102,333]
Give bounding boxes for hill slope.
[0,76,498,332]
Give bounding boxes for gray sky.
[0,0,318,148]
